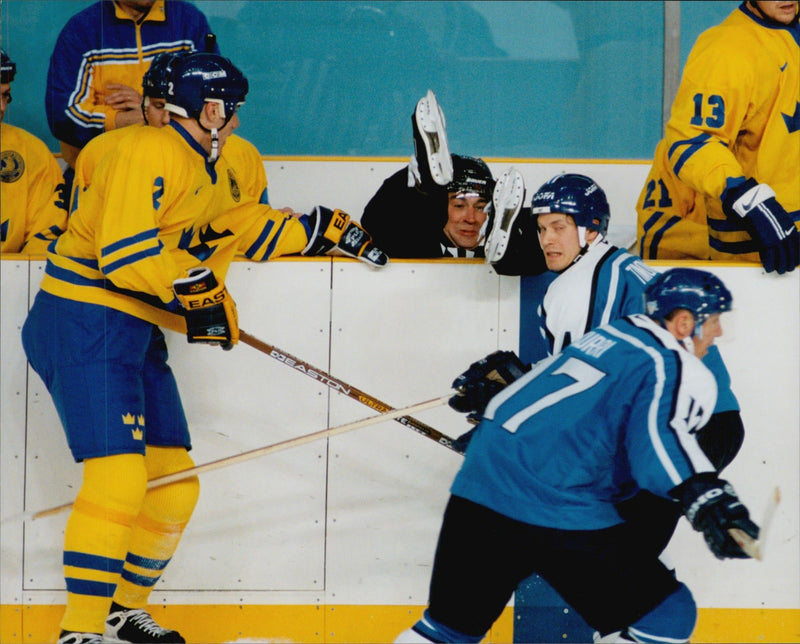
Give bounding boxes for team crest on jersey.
[178,223,234,262]
[228,169,241,202]
[0,150,24,183]
[122,412,145,441]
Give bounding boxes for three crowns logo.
[122,413,145,441]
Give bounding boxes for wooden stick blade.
[728,527,762,561]
[727,486,781,561]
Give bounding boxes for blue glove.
[722,178,799,274]
[449,350,530,424]
[670,473,759,559]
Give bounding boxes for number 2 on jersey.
[502,357,605,433]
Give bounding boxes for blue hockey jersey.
[452,314,717,531]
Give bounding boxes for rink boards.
[1,160,798,644]
[2,255,798,643]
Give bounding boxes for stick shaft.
[239,330,462,453]
[31,395,450,521]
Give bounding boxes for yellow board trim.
[2,604,798,643]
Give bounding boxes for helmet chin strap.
[208,127,220,162]
[570,227,605,267]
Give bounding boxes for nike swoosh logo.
[781,62,788,72]
[784,227,796,236]
[741,193,761,211]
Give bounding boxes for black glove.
[670,473,759,559]
[721,178,799,274]
[173,267,239,350]
[302,205,388,267]
[449,350,530,424]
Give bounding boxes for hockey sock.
[112,446,199,609]
[60,453,148,634]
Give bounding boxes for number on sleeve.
[690,93,725,128]
[642,179,673,210]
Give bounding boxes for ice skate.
[485,167,525,263]
[412,89,453,187]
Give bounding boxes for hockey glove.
[449,350,530,424]
[302,206,388,268]
[721,178,799,274]
[173,267,239,350]
[669,472,759,559]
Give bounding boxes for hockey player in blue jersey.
[396,268,760,644]
[488,171,659,353]
[481,174,745,546]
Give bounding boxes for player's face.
[444,192,488,249]
[537,213,583,272]
[754,1,799,24]
[692,313,723,358]
[0,82,11,122]
[143,97,169,128]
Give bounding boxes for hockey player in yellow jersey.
[22,52,386,644]
[0,49,68,254]
[72,51,300,222]
[637,1,800,273]
[635,139,709,260]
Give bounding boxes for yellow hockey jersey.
[41,122,309,332]
[70,122,141,213]
[73,129,271,212]
[662,4,800,262]
[0,122,68,254]
[223,134,269,204]
[636,138,709,259]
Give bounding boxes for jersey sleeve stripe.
[101,228,160,257]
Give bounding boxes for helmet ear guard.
[643,268,733,335]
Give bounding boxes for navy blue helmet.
[165,52,248,123]
[644,268,732,328]
[1,49,16,84]
[143,51,187,99]
[530,173,610,236]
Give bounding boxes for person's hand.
[173,267,239,350]
[302,206,388,268]
[449,350,530,423]
[722,178,799,274]
[670,473,760,559]
[105,83,143,111]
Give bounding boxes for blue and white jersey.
[541,241,657,355]
[452,314,717,531]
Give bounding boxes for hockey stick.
[238,329,463,454]
[728,486,781,561]
[16,395,451,523]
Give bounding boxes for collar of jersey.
[168,121,219,183]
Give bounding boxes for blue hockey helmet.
[1,49,16,83]
[643,268,732,330]
[530,173,610,236]
[143,51,186,99]
[165,52,248,123]
[446,155,495,201]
